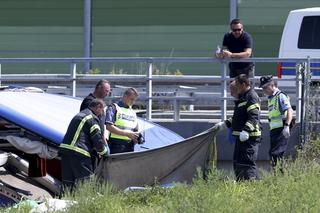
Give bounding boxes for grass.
[3,140,320,213]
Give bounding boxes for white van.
[278,7,320,84]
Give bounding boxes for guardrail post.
[83,0,92,73]
[302,57,311,144]
[173,98,180,121]
[295,63,302,123]
[146,62,153,120]
[221,62,228,121]
[70,63,77,97]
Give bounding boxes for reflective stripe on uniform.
[270,121,283,129]
[238,101,247,107]
[90,124,100,133]
[232,129,261,137]
[97,147,107,156]
[245,122,255,131]
[247,103,260,112]
[268,92,286,130]
[71,114,93,147]
[59,143,91,157]
[60,114,93,157]
[110,103,138,140]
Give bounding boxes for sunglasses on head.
[232,28,242,32]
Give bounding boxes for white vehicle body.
[278,7,320,87]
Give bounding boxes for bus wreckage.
[0,88,216,205]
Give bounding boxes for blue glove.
[228,128,236,144]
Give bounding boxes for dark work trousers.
[109,139,134,154]
[229,65,254,78]
[233,137,260,181]
[269,127,288,169]
[61,153,93,194]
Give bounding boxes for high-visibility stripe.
[112,125,134,131]
[97,147,107,156]
[90,124,100,133]
[269,115,283,120]
[247,103,260,112]
[59,114,94,157]
[71,114,93,147]
[238,101,247,107]
[232,130,261,137]
[245,122,255,131]
[270,121,283,130]
[268,92,288,130]
[110,103,137,141]
[60,143,91,157]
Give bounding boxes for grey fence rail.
[0,57,317,127]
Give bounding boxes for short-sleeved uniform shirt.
[105,101,138,131]
[222,31,254,73]
[271,89,291,113]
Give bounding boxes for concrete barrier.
[157,121,301,161]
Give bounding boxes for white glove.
[215,121,227,131]
[239,130,249,142]
[282,126,290,138]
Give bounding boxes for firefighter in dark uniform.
[260,75,293,170]
[216,74,261,181]
[105,87,140,154]
[79,80,111,169]
[59,99,108,192]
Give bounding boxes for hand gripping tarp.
[95,127,217,189]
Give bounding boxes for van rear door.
[278,8,320,83]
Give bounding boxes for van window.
[298,16,320,49]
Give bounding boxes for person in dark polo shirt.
[216,18,254,78]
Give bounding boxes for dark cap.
[259,75,273,88]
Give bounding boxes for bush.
[297,137,320,163]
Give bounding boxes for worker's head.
[123,87,139,107]
[229,80,239,99]
[234,74,251,94]
[94,79,111,99]
[230,18,243,39]
[89,98,105,116]
[260,75,277,96]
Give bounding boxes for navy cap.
[259,75,273,88]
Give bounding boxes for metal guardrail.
[0,57,317,122]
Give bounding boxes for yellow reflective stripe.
[245,122,255,131]
[59,144,91,157]
[250,132,261,136]
[232,131,240,136]
[247,103,260,112]
[232,131,261,137]
[270,115,283,120]
[238,101,247,107]
[111,134,130,140]
[111,104,137,141]
[97,147,107,156]
[270,121,283,130]
[90,124,100,133]
[71,114,93,147]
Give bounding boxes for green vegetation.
[4,139,320,213]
